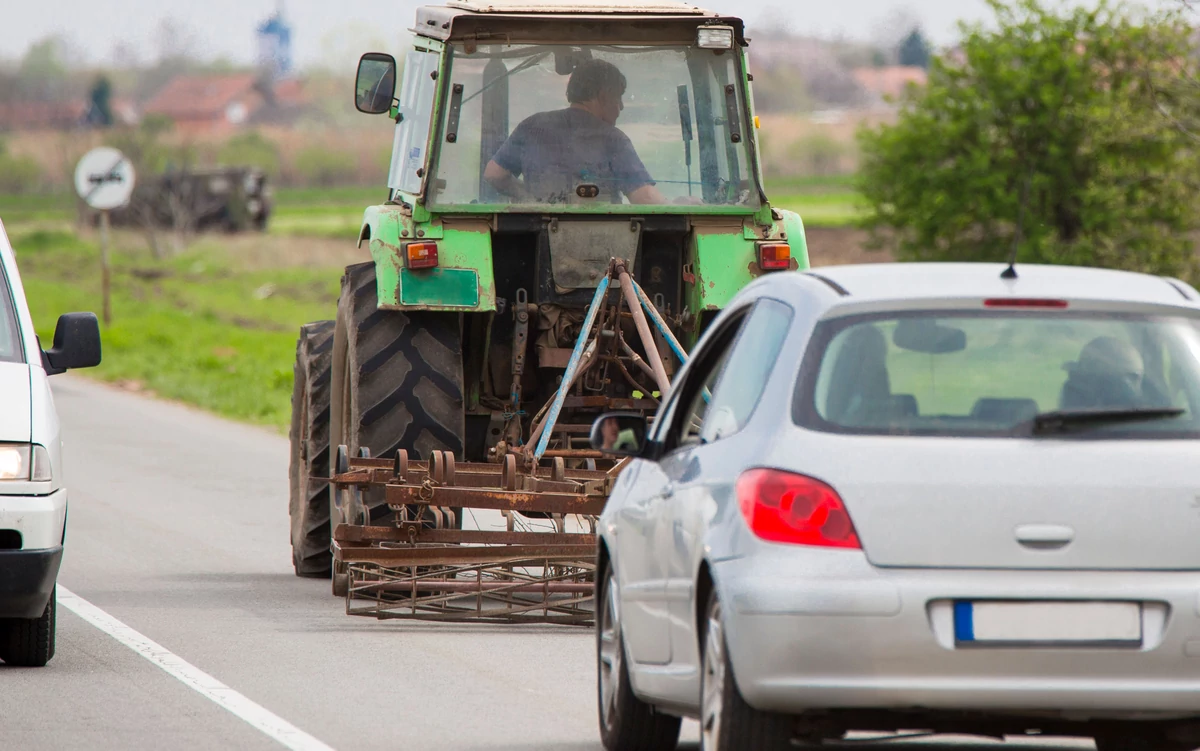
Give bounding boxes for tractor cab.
[352,0,806,334]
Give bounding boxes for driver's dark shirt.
[490,108,654,202]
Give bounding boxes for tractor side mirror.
[355,52,398,115]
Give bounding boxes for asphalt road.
[0,376,1099,750]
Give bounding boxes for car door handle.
[1014,524,1075,550]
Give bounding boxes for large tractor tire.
[289,320,335,578]
[330,261,466,530]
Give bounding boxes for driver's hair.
[567,60,627,104]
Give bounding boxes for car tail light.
[983,298,1068,309]
[757,243,791,271]
[736,468,861,548]
[405,242,439,269]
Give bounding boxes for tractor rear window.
[432,43,759,211]
[794,311,1200,438]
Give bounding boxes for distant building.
[141,73,313,135]
[0,99,137,133]
[142,74,263,136]
[852,66,928,106]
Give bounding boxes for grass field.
[11,227,354,431]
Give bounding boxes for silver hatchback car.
[592,262,1200,751]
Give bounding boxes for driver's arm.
[484,121,534,202]
[484,160,531,202]
[627,184,668,204]
[616,134,700,205]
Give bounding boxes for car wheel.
[700,591,793,751]
[596,568,681,751]
[0,585,56,667]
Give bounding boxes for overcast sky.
[0,0,1178,70]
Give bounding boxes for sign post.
[74,147,135,326]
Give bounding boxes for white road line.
[57,586,337,751]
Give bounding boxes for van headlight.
[0,444,52,481]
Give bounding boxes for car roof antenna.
[1002,168,1032,280]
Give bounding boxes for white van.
[0,221,101,667]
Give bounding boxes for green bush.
[787,134,852,177]
[293,146,359,187]
[857,0,1200,279]
[0,140,42,194]
[218,131,282,178]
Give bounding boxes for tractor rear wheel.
[330,262,466,531]
[289,320,335,578]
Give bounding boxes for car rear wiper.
[1030,407,1185,435]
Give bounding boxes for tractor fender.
[360,205,497,313]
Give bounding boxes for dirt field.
[806,226,891,267]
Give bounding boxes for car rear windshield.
[794,310,1200,438]
[0,265,22,364]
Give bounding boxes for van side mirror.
[355,52,398,115]
[42,313,102,376]
[590,413,648,457]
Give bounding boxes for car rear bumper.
[716,552,1200,720]
[0,546,62,618]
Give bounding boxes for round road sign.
[74,147,136,211]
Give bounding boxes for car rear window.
[793,310,1200,438]
[0,265,22,364]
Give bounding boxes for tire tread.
[1,586,55,667]
[289,320,335,577]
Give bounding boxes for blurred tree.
[17,36,71,100]
[857,0,1200,280]
[0,139,42,194]
[750,65,814,114]
[84,76,114,128]
[869,7,923,66]
[897,29,931,69]
[218,131,282,178]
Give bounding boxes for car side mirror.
[355,52,397,115]
[590,412,648,457]
[42,312,102,376]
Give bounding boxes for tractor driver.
[483,59,672,206]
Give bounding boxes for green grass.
[13,228,341,431]
[0,176,868,234]
[765,175,866,228]
[771,191,866,228]
[0,193,75,224]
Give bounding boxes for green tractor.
[288,0,809,585]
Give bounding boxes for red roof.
[0,101,87,131]
[271,78,307,105]
[143,74,261,121]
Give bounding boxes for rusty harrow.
[331,450,614,624]
[329,259,687,626]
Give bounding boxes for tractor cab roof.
[446,0,710,14]
[414,0,745,45]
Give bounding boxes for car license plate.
[954,601,1142,647]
